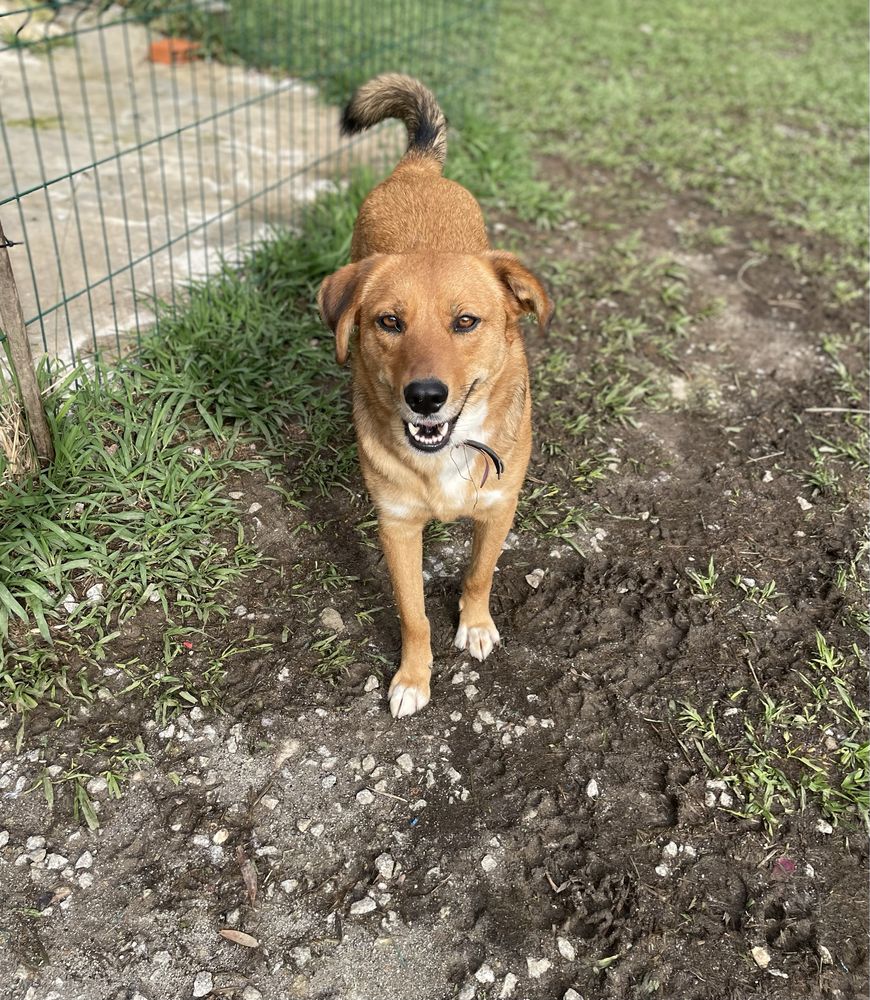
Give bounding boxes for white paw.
[389,680,430,719]
[454,621,500,661]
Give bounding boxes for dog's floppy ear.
[317,257,382,365]
[486,251,554,334]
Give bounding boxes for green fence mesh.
[0,0,498,368]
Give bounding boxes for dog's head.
[317,252,552,454]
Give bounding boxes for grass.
[676,633,869,829]
[495,0,868,257]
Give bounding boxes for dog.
[317,74,553,718]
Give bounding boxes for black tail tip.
[340,103,362,137]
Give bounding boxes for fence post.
[0,217,54,469]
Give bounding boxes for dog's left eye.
[377,314,403,333]
[453,315,480,333]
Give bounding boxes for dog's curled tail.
[340,73,447,168]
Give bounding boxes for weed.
[686,557,719,603]
[675,633,869,828]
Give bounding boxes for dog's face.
[318,252,552,455]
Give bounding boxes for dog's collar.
[463,439,504,486]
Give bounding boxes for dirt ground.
[1,160,867,1000]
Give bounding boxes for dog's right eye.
[377,314,403,333]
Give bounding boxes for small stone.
[500,974,518,998]
[75,851,93,870]
[364,675,379,692]
[585,778,599,798]
[557,937,576,961]
[525,568,545,589]
[281,879,299,893]
[564,991,583,1000]
[396,753,413,773]
[310,823,324,837]
[458,985,475,1000]
[45,853,68,870]
[154,951,171,965]
[464,684,479,700]
[349,896,377,915]
[527,957,551,979]
[85,583,104,604]
[818,945,833,965]
[375,853,395,880]
[261,796,279,811]
[797,496,813,511]
[296,818,312,833]
[322,775,337,789]
[26,836,45,851]
[655,864,670,877]
[361,755,376,772]
[234,605,248,617]
[356,789,375,805]
[291,945,312,967]
[475,964,495,984]
[27,848,47,863]
[662,841,679,859]
[193,971,213,997]
[0,830,8,848]
[78,872,94,889]
[247,502,262,514]
[190,706,205,722]
[481,854,498,872]
[212,829,230,845]
[319,607,345,633]
[816,819,833,835]
[751,946,771,969]
[242,988,263,1000]
[719,791,734,808]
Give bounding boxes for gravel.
[192,971,213,997]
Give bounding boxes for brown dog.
[318,74,552,718]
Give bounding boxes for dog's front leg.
[455,501,516,661]
[380,518,432,719]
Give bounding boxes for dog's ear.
[317,257,382,365]
[486,251,554,334]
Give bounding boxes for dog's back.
[340,74,489,260]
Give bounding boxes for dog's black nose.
[404,378,448,415]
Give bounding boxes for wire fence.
[0,0,498,374]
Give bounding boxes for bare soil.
[0,164,867,1000]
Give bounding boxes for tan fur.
[318,76,553,718]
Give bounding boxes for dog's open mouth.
[403,416,456,452]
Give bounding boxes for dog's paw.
[454,618,500,661]
[389,671,431,719]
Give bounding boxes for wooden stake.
[0,217,54,466]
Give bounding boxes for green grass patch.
[675,632,869,829]
[495,0,868,255]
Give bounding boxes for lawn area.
[0,2,867,998]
